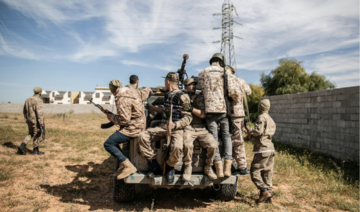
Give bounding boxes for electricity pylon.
[215,0,239,75]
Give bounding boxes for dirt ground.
[0,113,358,212]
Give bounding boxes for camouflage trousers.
[250,152,275,193]
[231,117,247,169]
[183,126,218,166]
[23,122,41,148]
[137,126,183,167]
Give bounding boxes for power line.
[0,5,216,15]
[0,34,218,38]
[0,26,216,30]
[0,18,219,23]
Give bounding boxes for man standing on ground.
[249,99,276,204]
[198,53,241,178]
[104,79,152,180]
[19,87,45,155]
[227,66,252,175]
[137,72,192,183]
[181,78,218,181]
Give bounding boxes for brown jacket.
[232,78,252,118]
[198,63,241,113]
[252,111,276,152]
[110,87,152,138]
[23,94,44,125]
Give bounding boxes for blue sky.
[0,0,359,103]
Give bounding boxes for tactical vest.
[162,91,183,123]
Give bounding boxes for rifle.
[163,94,173,175]
[89,98,115,129]
[243,88,252,141]
[223,70,236,134]
[177,54,189,89]
[42,117,46,147]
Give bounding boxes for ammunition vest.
[162,91,183,123]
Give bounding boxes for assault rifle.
[223,68,236,134]
[177,54,189,89]
[163,94,173,175]
[41,124,46,147]
[243,88,252,141]
[89,98,115,129]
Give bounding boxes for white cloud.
[0,0,358,88]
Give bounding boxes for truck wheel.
[113,143,135,203]
[213,177,238,201]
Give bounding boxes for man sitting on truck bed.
[181,78,219,181]
[104,79,152,180]
[137,72,192,183]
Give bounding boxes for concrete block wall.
[263,86,359,163]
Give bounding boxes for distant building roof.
[95,87,110,90]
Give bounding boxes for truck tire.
[113,143,135,203]
[213,177,238,201]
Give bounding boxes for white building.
[41,87,114,104]
[78,87,114,104]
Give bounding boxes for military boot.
[32,147,44,155]
[147,159,161,178]
[237,167,249,176]
[224,159,232,177]
[182,163,192,181]
[255,189,272,204]
[18,143,27,155]
[204,164,217,180]
[214,161,224,178]
[165,164,175,183]
[266,197,273,204]
[114,159,137,180]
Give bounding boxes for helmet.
[209,53,226,67]
[225,65,236,74]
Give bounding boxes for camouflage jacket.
[160,88,192,130]
[189,92,206,125]
[252,111,276,152]
[232,78,252,117]
[23,94,44,125]
[198,64,241,113]
[110,87,152,138]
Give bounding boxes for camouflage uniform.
[183,92,217,167]
[109,87,152,137]
[198,63,241,162]
[22,93,44,148]
[250,99,276,194]
[232,78,252,169]
[138,88,192,167]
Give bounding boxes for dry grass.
[0,113,358,212]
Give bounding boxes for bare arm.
[147,103,163,114]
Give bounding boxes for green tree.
[260,58,336,96]
[247,84,265,122]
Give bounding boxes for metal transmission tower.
[220,0,238,75]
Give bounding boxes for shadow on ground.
[41,156,213,211]
[2,141,33,154]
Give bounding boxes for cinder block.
[346,93,359,100]
[336,95,346,101]
[350,101,359,107]
[336,108,346,114]
[341,114,351,121]
[345,121,356,128]
[349,127,359,135]
[350,114,359,121]
[333,114,341,120]
[333,101,341,108]
[337,121,346,128]
[344,135,355,142]
[324,102,332,108]
[336,133,345,140]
